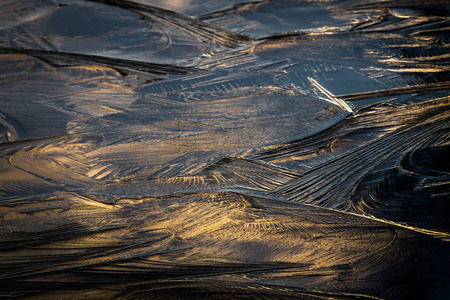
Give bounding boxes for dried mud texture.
[0,0,449,299]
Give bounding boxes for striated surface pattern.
[0,0,449,299]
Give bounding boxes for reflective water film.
[1,0,449,299]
